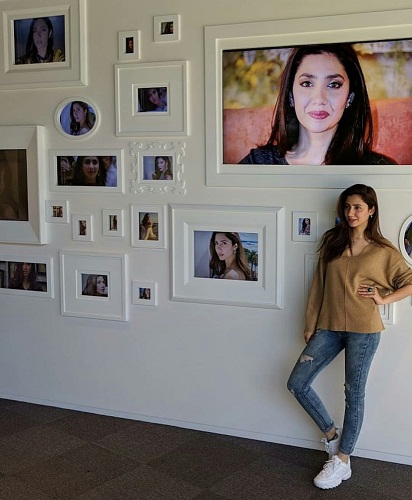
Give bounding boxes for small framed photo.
[45,200,69,224]
[292,212,318,242]
[131,205,167,249]
[118,30,140,61]
[132,280,157,306]
[60,251,128,321]
[153,14,180,42]
[54,97,99,139]
[102,209,124,237]
[115,60,188,136]
[72,214,93,241]
[0,257,54,298]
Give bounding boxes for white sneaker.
[321,427,341,458]
[314,455,351,489]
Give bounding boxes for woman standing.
[287,184,412,489]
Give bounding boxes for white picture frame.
[54,97,99,139]
[72,214,93,242]
[0,0,86,89]
[118,30,140,61]
[45,199,69,224]
[49,149,124,193]
[153,14,180,43]
[292,212,318,242]
[115,60,188,136]
[399,215,412,265]
[132,280,158,306]
[102,209,124,237]
[0,256,54,298]
[171,204,284,308]
[130,141,186,195]
[0,125,46,244]
[131,204,167,249]
[60,251,128,321]
[204,9,412,189]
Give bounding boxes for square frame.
[60,251,128,321]
[292,212,318,242]
[130,141,186,195]
[132,280,158,306]
[45,199,69,223]
[102,209,124,237]
[72,214,93,241]
[0,256,54,298]
[0,0,86,89]
[0,125,46,244]
[171,204,284,308]
[115,60,188,136]
[153,14,180,42]
[205,9,412,189]
[118,30,140,61]
[131,204,167,249]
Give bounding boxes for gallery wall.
[1,0,412,465]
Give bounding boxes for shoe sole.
[314,470,352,489]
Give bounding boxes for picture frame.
[118,30,140,61]
[60,251,128,321]
[292,212,318,242]
[0,125,46,244]
[204,9,412,189]
[102,209,124,237]
[171,204,284,308]
[72,214,93,242]
[131,204,167,249]
[0,0,86,90]
[399,215,412,265]
[132,280,157,306]
[45,199,69,224]
[49,149,124,193]
[54,97,99,139]
[0,256,54,298]
[153,14,180,43]
[130,141,186,195]
[115,60,188,136]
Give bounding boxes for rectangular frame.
[60,251,128,321]
[0,0,86,89]
[132,280,158,306]
[102,208,124,237]
[72,214,93,242]
[49,149,124,193]
[292,212,318,242]
[115,61,188,136]
[171,204,284,308]
[131,204,167,249]
[45,199,69,223]
[0,256,54,298]
[118,30,140,61]
[153,14,180,43]
[205,9,412,189]
[0,125,46,244]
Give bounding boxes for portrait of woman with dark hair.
[72,156,105,186]
[138,87,168,112]
[16,17,65,64]
[0,151,19,220]
[8,262,44,291]
[153,156,173,180]
[69,101,95,136]
[209,232,253,280]
[82,274,108,297]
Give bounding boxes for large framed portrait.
[0,256,53,298]
[205,9,412,189]
[171,204,284,308]
[0,0,86,89]
[0,126,46,244]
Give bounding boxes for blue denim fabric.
[287,328,381,455]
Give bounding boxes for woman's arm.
[358,283,412,305]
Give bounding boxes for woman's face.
[214,233,236,261]
[72,103,87,124]
[32,19,49,53]
[21,263,32,276]
[344,195,374,231]
[156,157,167,171]
[291,52,350,137]
[147,89,160,106]
[96,276,106,295]
[82,157,99,184]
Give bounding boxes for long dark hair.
[72,156,105,186]
[319,184,390,262]
[25,17,55,61]
[264,44,373,164]
[9,262,38,289]
[209,232,253,280]
[70,101,94,135]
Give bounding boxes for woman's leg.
[338,332,381,456]
[287,329,344,433]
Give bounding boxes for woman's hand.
[358,284,384,305]
[304,330,314,344]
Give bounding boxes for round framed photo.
[55,97,99,139]
[399,215,412,264]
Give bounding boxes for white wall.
[1,0,412,465]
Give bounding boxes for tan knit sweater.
[305,240,412,334]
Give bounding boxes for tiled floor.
[0,398,410,499]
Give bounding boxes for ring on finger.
[367,286,373,292]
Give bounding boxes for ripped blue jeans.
[287,328,381,455]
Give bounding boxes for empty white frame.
[131,204,167,249]
[171,204,284,308]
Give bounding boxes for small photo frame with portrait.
[131,205,167,249]
[45,200,69,224]
[55,97,99,139]
[72,214,93,241]
[132,280,157,306]
[118,30,140,61]
[292,212,318,242]
[153,14,180,42]
[102,209,124,237]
